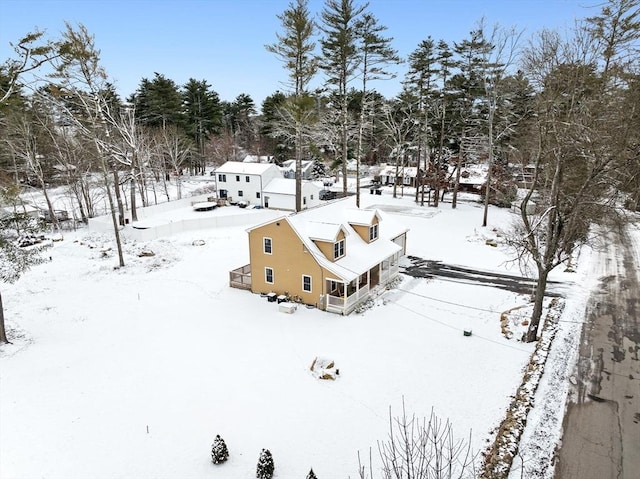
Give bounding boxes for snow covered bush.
[210,434,229,464]
[256,448,274,479]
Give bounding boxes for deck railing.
[229,264,251,290]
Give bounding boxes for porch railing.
[326,284,370,314]
[380,263,399,284]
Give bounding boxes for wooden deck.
[229,264,251,290]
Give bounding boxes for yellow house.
[229,199,408,315]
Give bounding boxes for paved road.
[555,227,640,479]
[401,255,570,297]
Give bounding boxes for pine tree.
[266,0,317,211]
[182,78,222,172]
[256,448,275,479]
[353,12,400,207]
[319,0,367,197]
[210,434,229,464]
[306,467,318,479]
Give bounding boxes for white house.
[262,178,321,211]
[242,155,274,163]
[215,161,320,211]
[280,159,316,180]
[215,161,283,207]
[378,164,420,187]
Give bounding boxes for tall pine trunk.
[130,174,137,222]
[0,292,9,344]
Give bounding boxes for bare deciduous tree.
[49,23,126,267]
[380,99,417,199]
[356,400,477,479]
[511,20,634,342]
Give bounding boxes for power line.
[388,300,533,354]
[395,286,587,325]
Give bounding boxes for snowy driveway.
[401,255,572,297]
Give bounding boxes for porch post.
[342,281,347,311]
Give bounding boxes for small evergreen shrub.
[306,467,318,479]
[211,434,229,464]
[256,448,274,479]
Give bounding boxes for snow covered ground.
[0,182,589,479]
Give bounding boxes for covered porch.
[325,252,400,314]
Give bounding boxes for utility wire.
[395,287,587,325]
[388,300,533,354]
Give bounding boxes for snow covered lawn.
[0,192,577,478]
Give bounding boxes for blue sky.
[1,0,598,107]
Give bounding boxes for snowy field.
[0,184,587,478]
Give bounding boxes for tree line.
[0,0,638,344]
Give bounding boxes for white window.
[256,192,261,199]
[263,237,272,254]
[245,175,250,182]
[302,275,312,292]
[265,267,274,284]
[236,175,240,182]
[238,190,244,197]
[369,223,379,241]
[218,174,226,182]
[333,239,345,259]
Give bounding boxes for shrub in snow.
[211,434,229,464]
[256,448,274,479]
[306,467,318,479]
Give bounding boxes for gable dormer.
[305,221,348,262]
[347,209,381,244]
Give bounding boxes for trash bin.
[267,293,277,302]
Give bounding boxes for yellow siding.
[351,223,368,242]
[313,228,346,262]
[350,216,378,243]
[248,220,326,306]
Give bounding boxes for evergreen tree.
[404,37,439,206]
[210,434,229,464]
[586,0,640,77]
[130,73,183,130]
[256,448,274,479]
[450,29,494,209]
[319,0,367,196]
[306,467,318,479]
[182,78,222,171]
[260,91,288,161]
[266,0,317,96]
[353,12,400,207]
[223,93,257,156]
[266,0,317,211]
